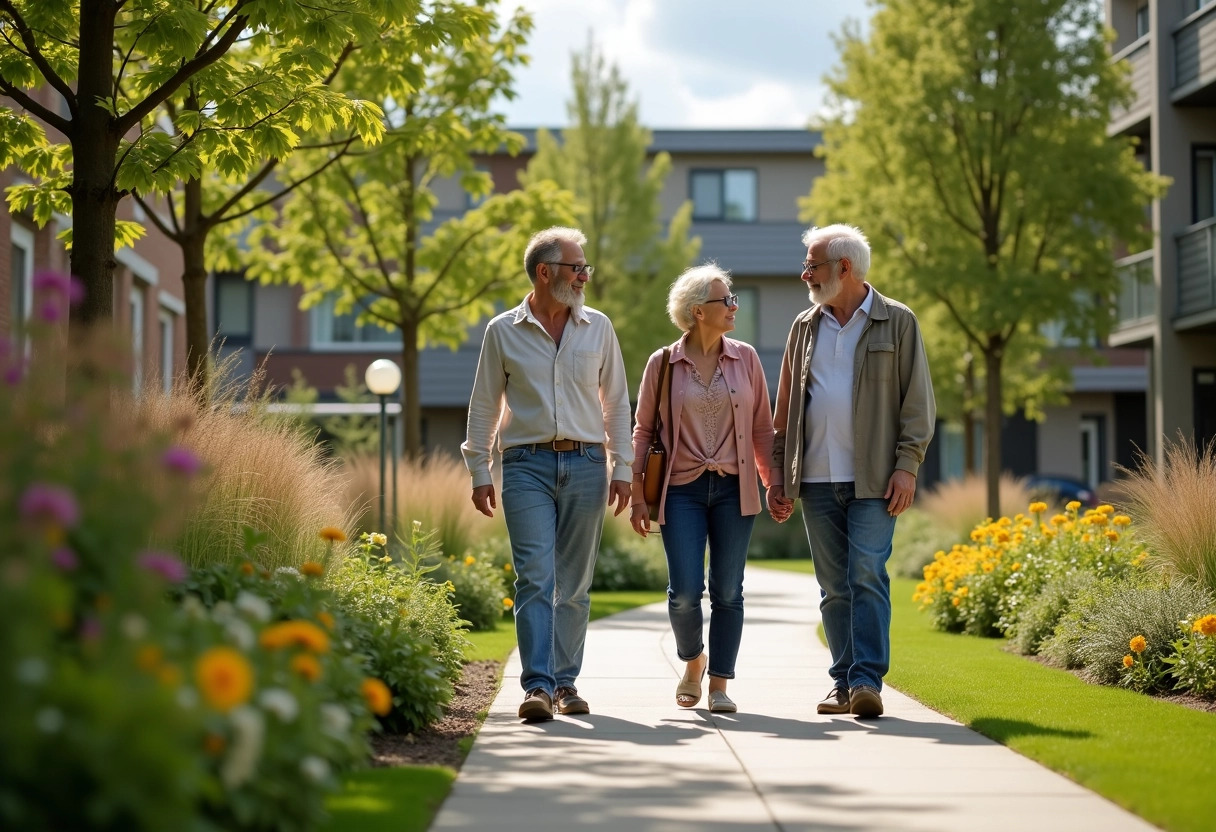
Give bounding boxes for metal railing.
[1176,219,1216,317]
[1113,250,1155,326]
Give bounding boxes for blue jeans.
[500,444,608,696]
[660,473,755,679]
[800,482,896,691]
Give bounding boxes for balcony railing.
[1114,250,1155,327]
[1111,37,1152,127]
[1174,3,1216,96]
[1176,219,1216,318]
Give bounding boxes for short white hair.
[524,226,587,281]
[667,263,732,332]
[802,224,871,280]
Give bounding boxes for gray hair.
[668,263,732,332]
[802,224,871,280]
[524,226,587,281]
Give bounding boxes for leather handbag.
[641,348,672,521]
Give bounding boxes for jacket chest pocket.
[866,342,895,382]
[575,350,601,388]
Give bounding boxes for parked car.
[1025,475,1099,509]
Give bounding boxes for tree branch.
[0,0,76,116]
[133,192,181,242]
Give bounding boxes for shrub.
[594,511,669,591]
[890,508,960,579]
[428,546,514,631]
[1117,434,1216,595]
[918,473,1033,543]
[749,498,809,559]
[1008,570,1099,656]
[1163,613,1216,697]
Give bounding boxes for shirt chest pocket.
[866,342,895,382]
[575,350,601,388]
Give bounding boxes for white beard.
[551,279,585,312]
[809,270,841,306]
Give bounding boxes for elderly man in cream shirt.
[462,226,633,722]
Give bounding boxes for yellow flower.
[194,647,254,712]
[1123,654,1134,669]
[464,555,476,566]
[371,532,388,547]
[362,678,393,716]
[504,563,513,572]
[956,586,969,597]
[1129,635,1147,654]
[319,526,347,543]
[1112,515,1132,527]
[1081,534,1092,544]
[1011,562,1021,572]
[1193,615,1216,637]
[300,561,325,577]
[1097,504,1115,515]
[157,664,183,687]
[317,611,335,631]
[291,653,323,682]
[1028,502,1048,514]
[952,597,961,607]
[1066,500,1081,512]
[1104,530,1120,542]
[260,620,331,654]
[502,597,514,609]
[1087,513,1108,526]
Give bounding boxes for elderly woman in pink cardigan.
[629,263,779,713]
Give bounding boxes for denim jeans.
[660,472,755,679]
[800,482,897,691]
[500,444,608,696]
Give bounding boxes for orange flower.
[194,647,254,712]
[362,678,393,716]
[260,620,330,653]
[317,610,335,631]
[1193,615,1216,637]
[291,653,323,682]
[319,526,347,543]
[1028,502,1048,514]
[157,664,183,687]
[1129,635,1147,654]
[136,644,163,671]
[1123,655,1134,669]
[240,561,255,575]
[300,561,325,577]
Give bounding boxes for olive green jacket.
[771,286,936,499]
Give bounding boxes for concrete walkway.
[433,566,1157,832]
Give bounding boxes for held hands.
[884,469,916,516]
[608,480,632,517]
[629,504,650,538]
[471,484,496,518]
[767,484,794,524]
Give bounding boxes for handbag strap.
[649,348,671,445]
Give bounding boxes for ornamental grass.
[1117,434,1216,595]
[918,472,1034,544]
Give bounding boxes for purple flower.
[19,484,81,529]
[162,445,202,476]
[32,272,85,307]
[50,547,79,572]
[38,298,63,323]
[4,360,25,386]
[137,551,188,583]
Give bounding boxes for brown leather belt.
[537,439,600,452]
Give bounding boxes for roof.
[692,221,807,275]
[509,128,821,155]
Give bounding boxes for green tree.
[0,0,401,329]
[804,0,1166,514]
[522,38,700,383]
[246,1,574,459]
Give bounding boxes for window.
[1194,147,1216,223]
[214,273,253,345]
[311,295,399,346]
[9,223,34,334]
[729,287,758,344]
[159,309,175,393]
[1135,3,1149,37]
[130,286,145,392]
[690,169,757,222]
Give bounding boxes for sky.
[495,0,873,129]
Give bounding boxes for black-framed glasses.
[550,262,595,277]
[801,258,840,274]
[703,293,739,308]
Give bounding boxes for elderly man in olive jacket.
[767,223,935,719]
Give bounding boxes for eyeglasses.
[550,262,595,277]
[703,293,739,308]
[801,258,840,275]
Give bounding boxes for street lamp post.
[365,359,402,536]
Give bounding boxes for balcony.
[1110,37,1152,133]
[1114,250,1156,326]
[1174,3,1216,104]
[1176,219,1216,325]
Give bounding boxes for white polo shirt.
[802,286,874,483]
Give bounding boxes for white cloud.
[496,0,869,128]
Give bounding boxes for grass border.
[755,560,1216,832]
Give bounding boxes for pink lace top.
[667,361,740,486]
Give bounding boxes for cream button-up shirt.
[461,294,633,488]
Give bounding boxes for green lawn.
[755,560,1216,832]
[324,589,666,832]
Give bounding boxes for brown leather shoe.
[518,688,553,721]
[555,686,590,715]
[816,687,851,715]
[849,685,884,718]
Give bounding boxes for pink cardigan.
[631,335,779,525]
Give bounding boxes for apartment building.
[1107,0,1216,462]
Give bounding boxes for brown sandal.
[675,655,707,708]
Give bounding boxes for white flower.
[121,613,148,640]
[259,688,298,723]
[299,755,331,784]
[320,703,352,738]
[211,600,235,623]
[275,566,301,579]
[16,657,48,685]
[221,706,265,788]
[35,707,63,734]
[179,595,206,620]
[224,618,256,651]
[371,533,388,547]
[234,591,272,623]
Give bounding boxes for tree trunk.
[401,321,421,459]
[983,340,1004,519]
[69,0,121,327]
[963,352,976,474]
[181,177,211,391]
